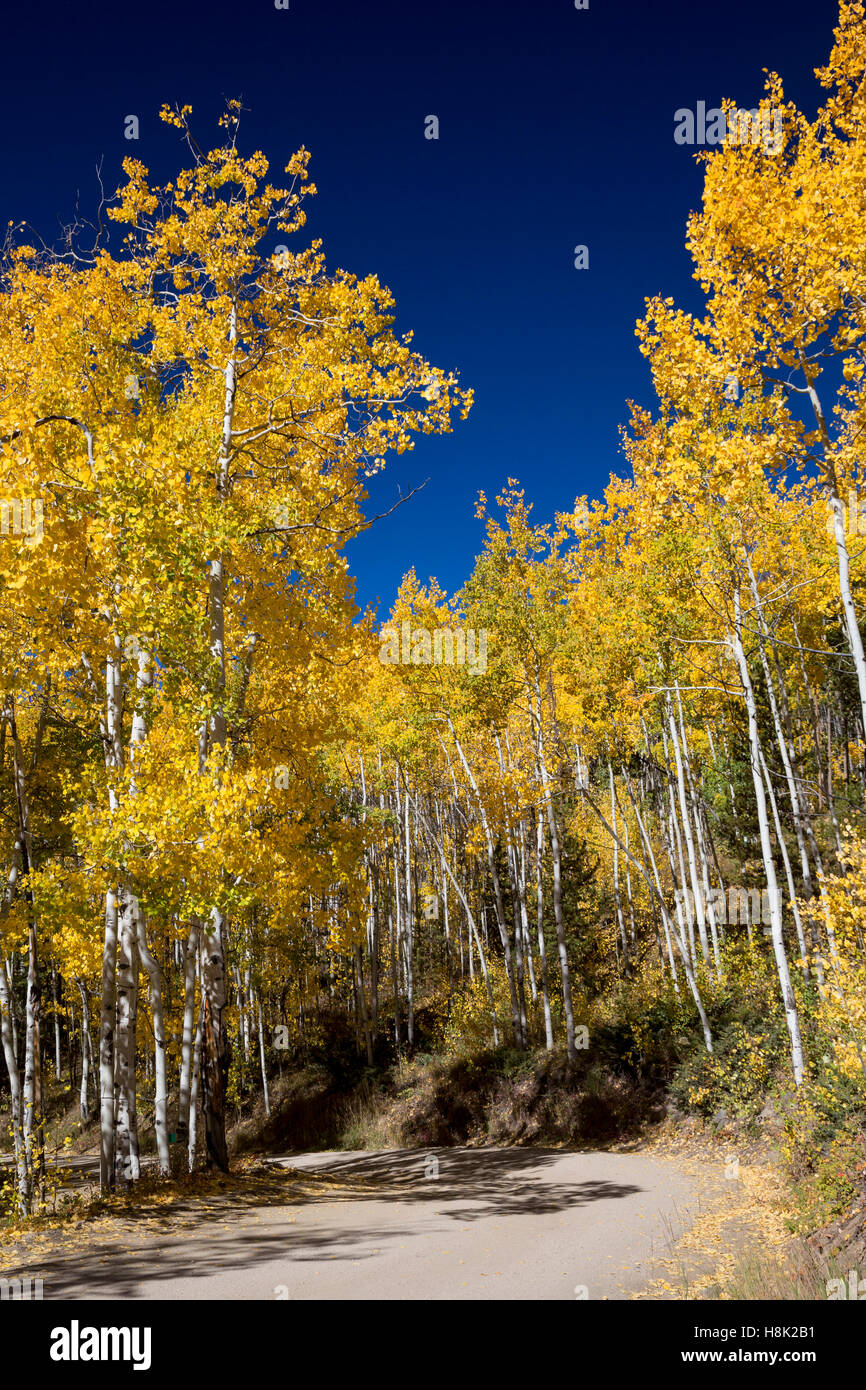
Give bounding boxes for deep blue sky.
[0,0,839,617]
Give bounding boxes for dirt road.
[1,1147,706,1300]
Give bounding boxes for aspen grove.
[3,6,866,1218]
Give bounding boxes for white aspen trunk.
[99,887,118,1193]
[674,688,721,972]
[11,702,43,1208]
[355,948,374,1067]
[798,356,866,741]
[403,780,414,1047]
[377,751,399,1045]
[467,888,474,979]
[256,992,270,1117]
[587,779,712,1048]
[535,810,555,1049]
[759,745,809,974]
[359,754,380,1030]
[135,907,169,1176]
[52,968,62,1081]
[668,693,710,969]
[388,859,400,1046]
[792,626,827,816]
[531,675,575,1059]
[393,767,405,1033]
[0,794,27,1210]
[198,904,228,1173]
[177,918,200,1161]
[128,929,140,1177]
[747,560,824,928]
[0,925,27,1212]
[369,868,379,1027]
[409,793,499,1046]
[732,589,804,1086]
[196,300,238,1173]
[124,648,168,1173]
[662,720,698,968]
[435,853,451,986]
[505,837,528,1036]
[716,729,743,853]
[609,764,628,971]
[241,966,251,1060]
[99,637,123,1194]
[824,709,844,857]
[830,494,866,740]
[446,718,522,1047]
[5,958,17,1065]
[515,820,537,1002]
[621,765,679,988]
[775,674,828,989]
[495,733,528,1037]
[234,967,248,1061]
[657,726,689,933]
[188,988,203,1174]
[574,743,586,791]
[623,814,637,949]
[664,791,692,965]
[114,899,139,1188]
[693,805,721,971]
[76,979,92,1124]
[439,848,455,985]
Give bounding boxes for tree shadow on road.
[0,1148,649,1298]
[276,1147,645,1221]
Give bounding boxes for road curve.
[9,1147,702,1300]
